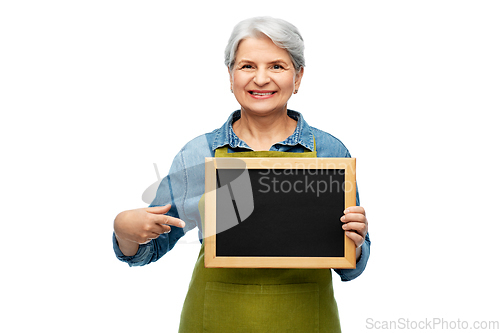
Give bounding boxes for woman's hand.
[341,206,368,260]
[114,204,185,256]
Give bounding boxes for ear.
[294,67,304,92]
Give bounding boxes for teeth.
[251,92,274,95]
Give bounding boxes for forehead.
[235,36,292,63]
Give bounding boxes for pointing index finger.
[160,215,186,229]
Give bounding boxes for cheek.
[277,72,296,87]
[232,73,250,88]
[279,76,296,92]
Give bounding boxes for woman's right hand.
[114,204,186,255]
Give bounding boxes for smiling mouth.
[249,91,277,96]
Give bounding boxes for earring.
[294,89,298,94]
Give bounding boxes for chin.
[241,100,288,115]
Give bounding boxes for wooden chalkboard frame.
[204,157,356,269]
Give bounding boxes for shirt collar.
[212,109,315,152]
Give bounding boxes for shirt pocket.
[203,282,319,333]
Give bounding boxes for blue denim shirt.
[113,110,371,281]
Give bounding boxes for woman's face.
[230,36,303,117]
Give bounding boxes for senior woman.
[113,16,370,332]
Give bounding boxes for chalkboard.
[204,158,356,269]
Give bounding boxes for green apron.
[178,141,342,333]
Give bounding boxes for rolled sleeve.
[112,233,154,267]
[112,226,185,267]
[334,232,371,281]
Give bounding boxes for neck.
[232,107,297,151]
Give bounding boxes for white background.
[1,1,499,332]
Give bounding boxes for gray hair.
[224,16,305,73]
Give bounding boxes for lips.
[248,90,277,99]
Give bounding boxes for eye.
[272,64,285,70]
[241,64,253,69]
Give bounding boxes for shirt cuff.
[112,233,153,267]
[334,234,371,282]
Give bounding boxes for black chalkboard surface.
[204,158,356,269]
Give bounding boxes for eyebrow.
[237,59,289,65]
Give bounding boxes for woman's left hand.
[341,206,368,249]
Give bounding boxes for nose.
[253,68,270,86]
